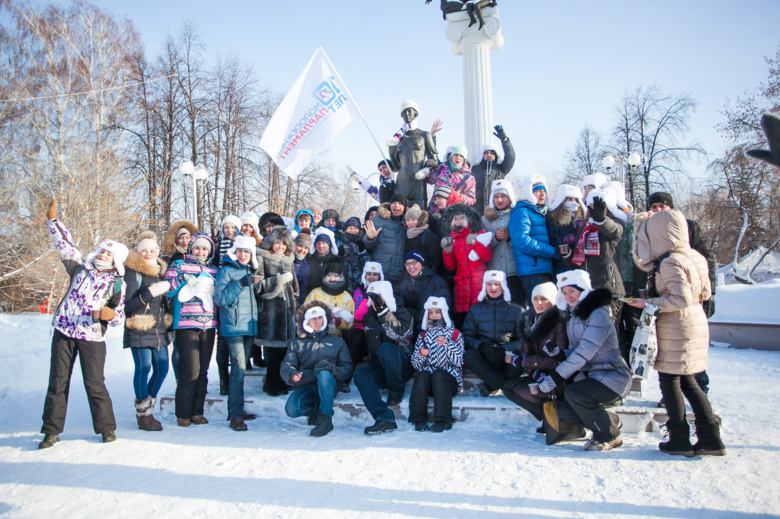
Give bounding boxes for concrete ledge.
[709,322,780,351]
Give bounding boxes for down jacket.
[255,226,299,348]
[165,233,218,330]
[472,137,516,215]
[461,297,524,352]
[214,255,258,337]
[280,301,354,387]
[441,203,493,313]
[508,177,558,277]
[555,288,632,398]
[398,267,452,338]
[123,249,171,349]
[363,202,407,283]
[482,206,517,277]
[633,210,711,375]
[48,218,126,342]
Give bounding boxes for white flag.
[259,47,361,179]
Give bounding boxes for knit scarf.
[406,224,428,239]
[571,223,600,267]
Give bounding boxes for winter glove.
[538,371,564,394]
[277,272,294,285]
[98,306,116,321]
[478,342,505,370]
[466,233,478,245]
[493,124,507,141]
[440,237,453,253]
[47,199,57,220]
[238,274,254,288]
[148,280,171,297]
[542,340,566,363]
[368,292,388,316]
[590,196,606,222]
[703,298,715,319]
[414,167,431,180]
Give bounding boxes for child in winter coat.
[165,233,218,427]
[255,225,299,397]
[482,179,523,304]
[408,297,464,433]
[281,301,354,437]
[425,145,476,214]
[215,235,260,432]
[123,231,171,432]
[440,203,493,328]
[39,199,128,450]
[341,216,367,293]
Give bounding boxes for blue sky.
[103,1,780,188]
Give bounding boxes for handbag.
[542,395,586,445]
[629,302,660,379]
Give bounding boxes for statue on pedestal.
[388,101,438,209]
[426,0,498,30]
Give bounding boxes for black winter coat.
[404,227,442,274]
[462,297,524,352]
[123,252,171,350]
[472,137,516,215]
[306,251,342,294]
[398,267,451,337]
[362,305,415,360]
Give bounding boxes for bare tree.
[563,124,604,185]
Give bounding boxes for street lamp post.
[599,152,645,203]
[179,159,209,229]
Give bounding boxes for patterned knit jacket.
[411,325,465,389]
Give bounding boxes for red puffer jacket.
[443,226,493,313]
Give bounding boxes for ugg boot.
[692,418,727,456]
[218,364,229,396]
[135,397,163,431]
[658,420,694,457]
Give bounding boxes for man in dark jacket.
[378,160,396,204]
[363,194,408,288]
[462,270,524,396]
[353,281,415,435]
[472,124,516,215]
[398,250,451,341]
[281,301,353,437]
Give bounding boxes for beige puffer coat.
[633,210,711,375]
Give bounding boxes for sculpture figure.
[388,101,438,209]
[426,0,497,30]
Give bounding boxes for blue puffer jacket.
[509,200,558,276]
[214,255,258,337]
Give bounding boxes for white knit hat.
[478,270,511,302]
[303,305,328,333]
[489,179,516,209]
[239,211,261,239]
[86,240,129,276]
[531,282,558,307]
[136,230,159,254]
[361,261,385,286]
[366,280,397,313]
[220,214,242,234]
[227,235,258,270]
[422,296,452,330]
[556,270,593,310]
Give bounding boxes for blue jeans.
[227,335,254,419]
[353,342,413,422]
[131,346,169,400]
[285,371,337,418]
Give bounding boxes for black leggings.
[658,372,715,425]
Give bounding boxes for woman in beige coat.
[628,209,725,457]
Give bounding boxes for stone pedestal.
[445,7,504,165]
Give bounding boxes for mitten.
[440,237,453,253]
[98,306,116,321]
[414,167,430,180]
[238,274,254,288]
[466,233,478,245]
[278,272,294,285]
[493,124,506,141]
[590,197,606,222]
[543,340,566,362]
[148,280,171,297]
[467,232,493,261]
[538,371,564,394]
[47,199,57,220]
[337,309,354,323]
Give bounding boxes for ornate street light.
[179,159,209,228]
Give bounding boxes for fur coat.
[255,226,299,348]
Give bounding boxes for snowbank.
[710,278,780,325]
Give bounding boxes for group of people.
[36,109,725,457]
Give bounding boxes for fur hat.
[520,175,549,205]
[481,143,503,162]
[136,230,159,253]
[366,280,397,313]
[262,225,294,255]
[556,270,593,310]
[400,100,419,116]
[321,209,340,223]
[294,231,312,250]
[549,184,586,213]
[227,235,258,270]
[362,261,384,286]
[488,179,516,209]
[303,305,328,334]
[647,191,674,210]
[422,296,452,330]
[239,212,261,240]
[585,184,628,223]
[220,214,242,234]
[441,203,483,234]
[580,172,608,191]
[310,227,338,256]
[531,282,558,306]
[478,270,511,302]
[296,300,337,336]
[259,212,285,235]
[605,181,633,212]
[86,239,129,275]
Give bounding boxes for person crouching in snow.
[39,199,128,450]
[215,235,260,432]
[408,297,464,433]
[440,202,493,329]
[281,301,354,437]
[123,231,171,432]
[165,233,218,427]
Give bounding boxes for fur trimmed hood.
[572,288,614,321]
[632,209,690,273]
[377,201,405,221]
[441,203,483,233]
[296,299,337,337]
[163,219,198,256]
[124,252,167,278]
[522,305,563,345]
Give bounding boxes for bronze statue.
[388,101,438,209]
[426,0,497,30]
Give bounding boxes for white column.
[445,7,504,166]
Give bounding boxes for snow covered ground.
[1,314,779,518]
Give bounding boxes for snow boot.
[191,415,209,425]
[430,421,453,433]
[38,434,60,450]
[102,431,116,443]
[658,420,694,457]
[307,408,321,426]
[218,365,229,396]
[230,418,248,431]
[692,418,727,456]
[310,414,334,437]
[135,397,163,431]
[364,420,398,435]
